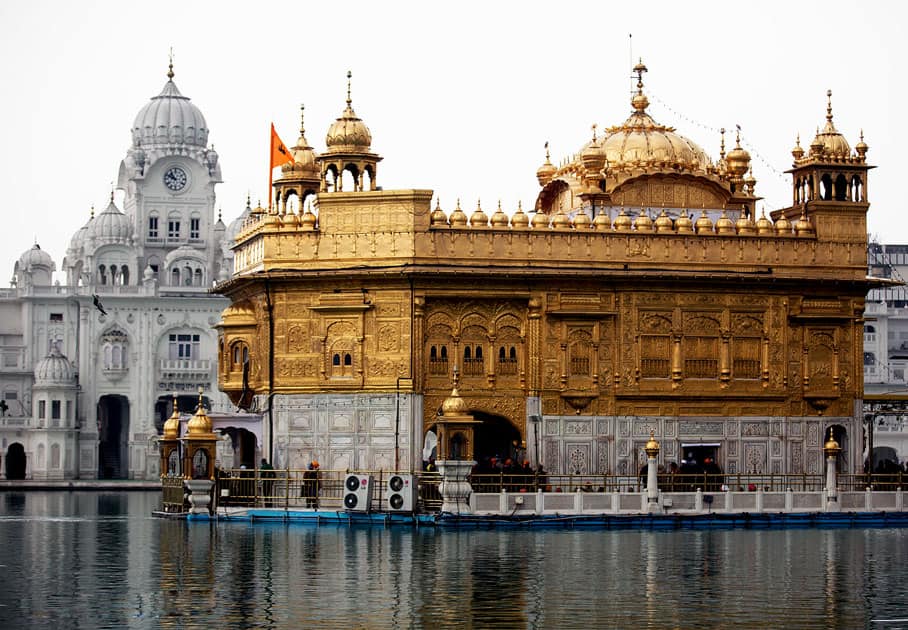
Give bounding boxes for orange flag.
[269,124,294,209]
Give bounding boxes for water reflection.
[2,492,908,628]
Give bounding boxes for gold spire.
[90,205,95,220]
[162,392,180,440]
[346,70,353,107]
[167,48,174,80]
[826,89,834,124]
[441,367,469,416]
[299,103,306,136]
[631,58,649,111]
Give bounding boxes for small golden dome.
[812,90,851,159]
[186,390,212,435]
[531,210,550,229]
[325,72,373,153]
[162,393,180,440]
[855,130,868,160]
[735,206,756,235]
[580,126,607,175]
[441,371,469,416]
[756,208,774,235]
[573,211,591,229]
[613,208,633,232]
[449,200,468,227]
[795,209,814,236]
[490,201,509,227]
[792,134,805,161]
[823,428,841,456]
[694,209,714,234]
[470,200,489,227]
[715,208,735,235]
[430,199,449,226]
[774,213,792,235]
[265,212,281,227]
[592,212,611,231]
[643,430,660,457]
[744,169,756,193]
[654,208,674,233]
[552,205,571,229]
[676,209,694,234]
[300,206,317,229]
[809,128,825,157]
[634,210,653,232]
[281,211,300,228]
[726,130,751,178]
[511,201,530,228]
[536,144,557,186]
[282,105,320,178]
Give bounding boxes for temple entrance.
[5,443,26,479]
[98,395,130,479]
[471,412,522,466]
[219,427,257,469]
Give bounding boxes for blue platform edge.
[184,510,908,530]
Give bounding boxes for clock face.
[163,166,188,192]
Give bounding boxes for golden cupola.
[283,105,320,178]
[430,199,449,226]
[599,61,711,175]
[187,390,213,435]
[511,201,530,228]
[490,201,509,227]
[810,90,851,160]
[325,72,373,154]
[449,200,468,227]
[470,200,489,227]
[725,129,751,185]
[162,393,181,440]
[536,143,557,186]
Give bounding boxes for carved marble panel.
[743,442,767,474]
[727,460,737,474]
[727,440,738,457]
[634,419,659,437]
[806,422,820,447]
[790,442,803,473]
[330,412,353,431]
[544,440,560,473]
[596,439,609,474]
[806,450,820,474]
[790,422,803,437]
[290,412,314,430]
[545,420,560,436]
[771,460,782,474]
[565,420,592,435]
[565,442,591,475]
[771,440,782,458]
[596,418,610,436]
[743,422,769,437]
[618,439,630,457]
[678,421,724,435]
[618,420,630,437]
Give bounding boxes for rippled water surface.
[2,491,908,628]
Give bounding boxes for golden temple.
[215,64,878,478]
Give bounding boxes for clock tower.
[116,60,224,286]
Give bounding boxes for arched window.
[121,265,129,286]
[98,264,107,285]
[464,345,484,376]
[429,345,449,375]
[194,268,203,286]
[344,353,352,366]
[171,268,180,286]
[820,174,833,201]
[834,174,848,201]
[333,353,341,366]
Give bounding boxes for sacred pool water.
[1,491,907,628]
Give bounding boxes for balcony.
[159,359,211,378]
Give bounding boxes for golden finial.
[346,70,353,106]
[826,89,833,122]
[591,123,598,143]
[167,48,174,80]
[719,128,726,159]
[197,386,204,411]
[218,208,222,222]
[299,103,306,135]
[452,365,460,391]
[90,204,95,219]
[246,192,251,208]
[545,141,551,160]
[633,58,647,91]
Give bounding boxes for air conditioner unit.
[343,473,373,512]
[386,473,417,512]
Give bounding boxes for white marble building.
[0,65,248,480]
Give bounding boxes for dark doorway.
[679,443,720,470]
[471,412,522,465]
[219,427,257,469]
[98,395,130,479]
[5,443,26,479]
[829,424,849,473]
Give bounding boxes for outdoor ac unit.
[386,473,417,512]
[343,473,373,512]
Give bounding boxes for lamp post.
[644,430,661,513]
[824,427,842,512]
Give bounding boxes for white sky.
[0,1,904,284]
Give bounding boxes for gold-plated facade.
[216,65,879,476]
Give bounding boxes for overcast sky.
[0,1,903,284]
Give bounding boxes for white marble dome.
[17,243,55,272]
[131,69,209,149]
[34,347,75,385]
[85,199,132,245]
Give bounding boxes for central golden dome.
[599,61,710,174]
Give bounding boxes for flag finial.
[346,70,352,107]
[167,47,174,80]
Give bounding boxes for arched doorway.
[829,424,849,473]
[5,443,26,479]
[471,411,522,466]
[98,395,130,479]
[219,427,257,469]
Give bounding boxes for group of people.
[641,453,725,492]
[472,456,547,492]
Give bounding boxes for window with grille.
[148,216,159,238]
[733,337,761,379]
[190,217,201,239]
[497,346,518,375]
[640,335,671,378]
[684,336,719,378]
[429,345,449,375]
[463,345,484,376]
[169,334,200,360]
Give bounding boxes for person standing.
[303,461,320,508]
[260,459,275,507]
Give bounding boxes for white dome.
[85,199,132,245]
[68,213,93,255]
[17,243,54,271]
[34,348,75,385]
[131,73,209,149]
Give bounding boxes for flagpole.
[268,124,273,211]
